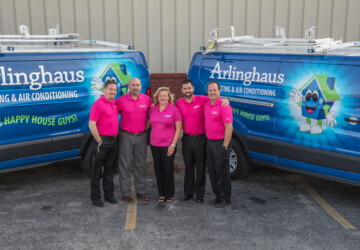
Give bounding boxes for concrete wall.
[1,0,360,73]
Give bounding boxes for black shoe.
[105,197,118,204]
[214,199,230,208]
[196,197,204,203]
[184,194,193,201]
[92,199,104,207]
[208,198,220,205]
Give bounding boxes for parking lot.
[1,144,360,250]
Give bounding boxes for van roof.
[202,26,360,57]
[0,25,134,53]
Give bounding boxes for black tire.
[81,142,96,177]
[229,139,250,180]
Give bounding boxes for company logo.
[209,62,284,86]
[91,63,131,98]
[0,65,84,90]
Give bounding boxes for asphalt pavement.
[1,144,360,250]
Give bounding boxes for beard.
[184,92,193,98]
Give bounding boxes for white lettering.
[209,62,286,86]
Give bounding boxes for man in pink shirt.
[204,81,233,208]
[116,77,152,203]
[89,79,119,207]
[176,79,228,203]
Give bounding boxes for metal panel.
[2,0,360,73]
[44,0,60,32]
[274,0,289,37]
[148,0,162,73]
[317,0,332,39]
[89,0,103,40]
[74,0,90,39]
[119,0,133,46]
[0,0,16,35]
[260,0,276,38]
[14,0,30,30]
[247,0,260,37]
[219,0,232,38]
[303,0,318,37]
[332,0,347,40]
[134,0,148,60]
[104,0,119,43]
[59,0,75,34]
[288,0,303,38]
[204,0,217,43]
[190,0,203,60]
[162,0,175,72]
[233,0,246,35]
[29,0,46,35]
[346,0,360,42]
[175,0,189,73]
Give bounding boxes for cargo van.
[0,26,150,176]
[188,27,360,186]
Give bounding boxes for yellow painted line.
[298,177,356,230]
[125,183,137,230]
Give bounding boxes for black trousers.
[150,145,176,199]
[206,139,232,202]
[182,133,206,198]
[90,135,118,201]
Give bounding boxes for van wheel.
[81,143,96,177]
[229,139,250,180]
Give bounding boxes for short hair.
[104,79,117,89]
[181,79,194,88]
[207,80,220,90]
[129,77,141,85]
[153,87,175,105]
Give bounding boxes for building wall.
[1,0,360,74]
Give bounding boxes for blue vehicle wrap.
[188,52,360,185]
[0,51,150,172]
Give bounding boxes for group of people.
[89,77,233,208]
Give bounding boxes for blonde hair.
[153,87,175,105]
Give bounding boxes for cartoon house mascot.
[91,63,131,98]
[289,74,340,134]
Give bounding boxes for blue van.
[0,27,150,175]
[188,28,360,186]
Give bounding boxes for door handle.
[344,117,360,124]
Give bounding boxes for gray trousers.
[118,131,147,196]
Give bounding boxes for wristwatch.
[171,144,176,148]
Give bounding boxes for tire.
[229,139,250,180]
[81,142,96,178]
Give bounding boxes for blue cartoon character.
[91,63,131,98]
[289,74,340,134]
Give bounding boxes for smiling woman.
[148,87,182,203]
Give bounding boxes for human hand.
[167,145,175,156]
[221,98,230,106]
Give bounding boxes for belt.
[101,135,118,140]
[184,133,205,138]
[121,129,145,136]
[207,138,223,142]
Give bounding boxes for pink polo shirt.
[115,93,152,133]
[175,95,209,135]
[204,97,233,140]
[148,103,182,146]
[90,95,119,136]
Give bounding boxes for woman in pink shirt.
[147,87,182,203]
